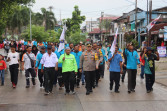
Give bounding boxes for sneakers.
[128,90,131,94]
[40,83,43,88]
[12,83,16,88]
[147,90,151,93]
[26,85,30,88]
[72,91,76,95]
[115,91,120,93]
[82,82,85,85]
[131,89,135,92]
[86,91,90,95]
[44,92,50,96]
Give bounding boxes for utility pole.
[91,18,92,32]
[60,9,62,26]
[49,6,53,37]
[135,0,137,40]
[147,0,149,46]
[148,0,152,46]
[100,12,104,42]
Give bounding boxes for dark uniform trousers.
[85,71,95,91]
[38,69,44,85]
[9,64,19,85]
[95,69,100,85]
[75,69,82,86]
[99,64,104,78]
[44,67,55,93]
[63,71,75,92]
[127,69,137,90]
[25,68,36,86]
[110,72,120,91]
[145,72,155,91]
[57,67,64,87]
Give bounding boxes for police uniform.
[80,44,98,95]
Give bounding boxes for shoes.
[64,92,70,95]
[40,83,43,88]
[147,90,151,93]
[72,91,76,95]
[77,85,80,88]
[86,91,90,95]
[12,83,16,88]
[128,90,131,94]
[131,89,135,92]
[82,82,85,85]
[32,82,36,86]
[26,85,30,88]
[115,91,120,93]
[122,79,124,82]
[44,92,50,96]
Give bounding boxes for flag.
[146,15,161,31]
[110,28,118,56]
[58,25,67,52]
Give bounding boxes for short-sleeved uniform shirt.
[7,52,19,65]
[108,53,122,72]
[22,52,36,70]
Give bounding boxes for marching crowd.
[0,39,160,95]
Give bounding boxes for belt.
[44,67,55,69]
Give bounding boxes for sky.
[31,0,167,23]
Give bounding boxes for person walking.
[35,46,45,88]
[40,45,58,95]
[58,47,78,95]
[0,55,7,86]
[142,47,159,93]
[7,45,19,88]
[80,43,98,95]
[71,45,82,88]
[22,46,36,88]
[125,44,140,93]
[108,46,123,93]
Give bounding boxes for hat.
[147,47,152,51]
[87,43,92,47]
[65,47,70,50]
[41,46,45,49]
[47,45,52,49]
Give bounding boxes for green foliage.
[46,29,62,42]
[32,7,57,31]
[131,39,139,48]
[67,32,87,45]
[0,0,34,35]
[99,19,112,33]
[21,25,49,41]
[65,5,86,37]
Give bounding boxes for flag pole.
[64,22,66,57]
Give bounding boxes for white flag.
[110,28,118,56]
[146,15,161,31]
[58,26,66,52]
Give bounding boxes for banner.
[58,26,67,52]
[110,28,118,56]
[157,46,166,57]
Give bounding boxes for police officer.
[80,43,98,95]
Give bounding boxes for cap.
[47,45,52,49]
[147,47,152,51]
[41,46,45,49]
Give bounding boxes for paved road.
[0,67,167,111]
[1,49,167,111]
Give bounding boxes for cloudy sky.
[32,0,167,22]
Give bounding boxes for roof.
[98,16,119,20]
[150,23,167,32]
[153,6,167,11]
[88,28,109,34]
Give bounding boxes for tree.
[65,5,86,37]
[32,8,57,31]
[7,6,30,38]
[21,25,49,41]
[0,0,34,35]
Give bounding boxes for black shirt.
[146,53,157,74]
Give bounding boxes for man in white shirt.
[41,45,58,95]
[7,45,20,88]
[22,46,36,88]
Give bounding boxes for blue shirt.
[35,52,44,69]
[24,41,28,45]
[43,42,48,48]
[108,53,122,72]
[71,51,82,69]
[33,41,37,46]
[100,49,107,65]
[57,49,64,68]
[125,49,140,69]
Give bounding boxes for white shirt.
[22,52,36,69]
[40,52,58,68]
[7,52,19,65]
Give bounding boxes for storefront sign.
[157,46,166,57]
